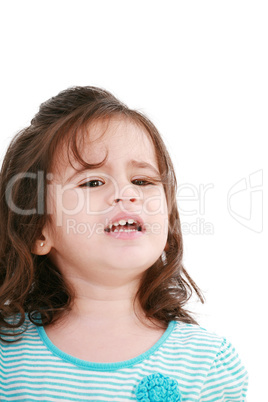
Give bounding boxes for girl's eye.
[132,179,154,186]
[80,180,104,188]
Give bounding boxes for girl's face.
[45,118,168,286]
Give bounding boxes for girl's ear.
[31,227,53,255]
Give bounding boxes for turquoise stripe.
[1,363,206,379]
[1,368,206,383]
[0,391,138,401]
[1,375,207,390]
[1,383,139,396]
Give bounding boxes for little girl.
[0,86,248,401]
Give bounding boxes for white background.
[0,1,267,400]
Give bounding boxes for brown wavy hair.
[0,86,204,340]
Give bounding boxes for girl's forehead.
[53,117,159,176]
[86,118,156,158]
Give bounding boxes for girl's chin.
[103,256,160,272]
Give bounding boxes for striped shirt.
[0,316,248,401]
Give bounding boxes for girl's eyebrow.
[64,159,160,184]
[128,159,160,175]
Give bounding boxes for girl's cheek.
[47,185,87,227]
[61,189,82,211]
[47,184,83,212]
[143,188,168,216]
[60,189,106,219]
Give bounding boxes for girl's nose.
[113,197,136,205]
[107,180,143,206]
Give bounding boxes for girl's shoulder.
[172,319,227,344]
[171,320,242,358]
[171,320,248,398]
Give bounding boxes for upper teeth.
[109,219,136,229]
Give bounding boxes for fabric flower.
[135,373,182,401]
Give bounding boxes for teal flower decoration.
[135,373,181,401]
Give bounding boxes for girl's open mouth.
[104,218,144,239]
